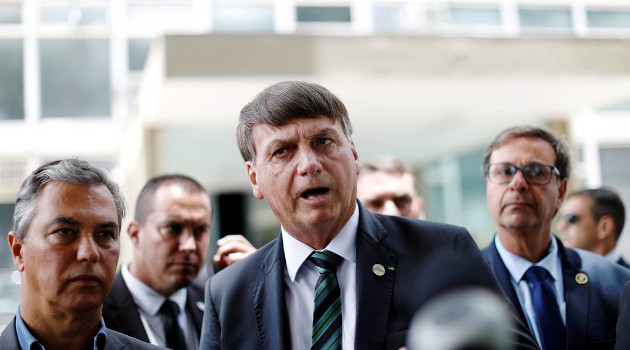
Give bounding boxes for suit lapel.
[0,317,18,349]
[104,273,150,343]
[354,205,396,349]
[253,237,289,350]
[482,241,529,327]
[558,239,588,350]
[185,285,204,336]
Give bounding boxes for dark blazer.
[614,281,630,350]
[200,203,538,350]
[103,272,205,343]
[618,257,630,269]
[0,316,164,349]
[483,237,630,350]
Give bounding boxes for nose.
[77,234,99,263]
[178,230,197,252]
[508,168,529,192]
[296,148,322,176]
[381,200,402,216]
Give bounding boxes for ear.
[596,215,615,240]
[7,232,25,272]
[350,140,360,176]
[247,161,264,200]
[127,221,141,246]
[557,178,568,208]
[416,197,426,220]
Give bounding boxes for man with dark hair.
[557,187,628,268]
[481,125,630,349]
[357,156,425,219]
[200,81,538,349]
[104,175,211,349]
[1,159,160,350]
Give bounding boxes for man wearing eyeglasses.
[557,187,628,268]
[480,125,630,350]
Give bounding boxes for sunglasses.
[560,213,580,224]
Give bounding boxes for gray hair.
[236,81,353,163]
[12,159,126,239]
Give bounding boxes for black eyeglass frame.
[484,162,561,186]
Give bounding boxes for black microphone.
[407,255,517,350]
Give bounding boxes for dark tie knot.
[160,299,180,318]
[309,250,343,274]
[524,265,552,284]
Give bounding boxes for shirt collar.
[605,246,623,263]
[282,204,359,281]
[495,234,561,283]
[15,306,108,350]
[121,263,188,315]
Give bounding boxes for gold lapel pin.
[372,264,386,276]
[575,272,588,285]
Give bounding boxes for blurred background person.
[357,156,425,219]
[104,175,210,350]
[557,187,627,268]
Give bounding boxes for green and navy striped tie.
[309,250,343,350]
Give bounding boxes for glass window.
[40,39,111,118]
[296,6,351,22]
[600,147,630,239]
[372,4,403,31]
[0,40,24,120]
[41,6,108,25]
[0,4,21,24]
[588,10,630,29]
[212,4,274,32]
[0,203,19,316]
[459,150,494,245]
[449,6,501,26]
[0,204,15,270]
[128,39,152,71]
[519,7,572,28]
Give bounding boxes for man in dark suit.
[200,81,538,350]
[557,187,629,268]
[1,159,161,350]
[480,126,630,350]
[104,175,214,349]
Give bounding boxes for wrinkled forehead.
[358,171,417,196]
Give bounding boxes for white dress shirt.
[121,263,199,350]
[282,205,358,350]
[495,235,566,347]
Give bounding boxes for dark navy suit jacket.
[103,272,205,344]
[0,316,164,349]
[200,203,538,350]
[483,237,630,350]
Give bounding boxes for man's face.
[9,181,120,315]
[247,116,360,243]
[485,136,567,236]
[357,171,424,219]
[557,195,599,250]
[130,184,210,296]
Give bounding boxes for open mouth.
[301,187,330,199]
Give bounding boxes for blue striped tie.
[309,250,343,350]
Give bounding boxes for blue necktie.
[309,250,343,350]
[524,266,566,350]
